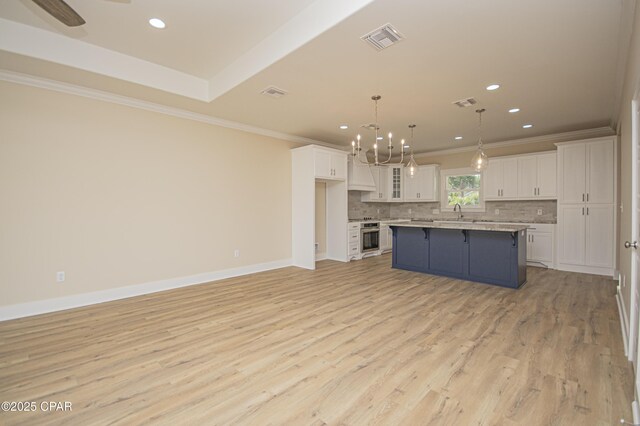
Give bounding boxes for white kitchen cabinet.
[558,139,614,204]
[585,204,614,268]
[404,165,439,202]
[361,166,389,202]
[558,204,614,270]
[314,149,346,180]
[556,137,616,276]
[347,222,360,260]
[558,205,586,266]
[526,224,554,267]
[517,153,556,199]
[586,140,615,204]
[484,157,518,200]
[379,224,392,252]
[388,165,403,202]
[292,145,348,270]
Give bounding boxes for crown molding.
[412,127,615,159]
[0,70,341,149]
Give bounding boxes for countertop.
[385,221,529,232]
[349,218,556,224]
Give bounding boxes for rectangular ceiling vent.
[361,23,404,51]
[452,97,478,108]
[261,86,288,98]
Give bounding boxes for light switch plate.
[537,209,543,215]
[494,209,499,215]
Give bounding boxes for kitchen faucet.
[453,203,463,221]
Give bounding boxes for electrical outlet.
[494,209,499,215]
[537,209,543,215]
[377,208,380,214]
[56,271,65,283]
[234,249,240,258]
[408,208,412,214]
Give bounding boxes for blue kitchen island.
[388,221,528,289]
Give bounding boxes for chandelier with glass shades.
[470,108,488,172]
[351,95,418,175]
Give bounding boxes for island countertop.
[386,221,528,233]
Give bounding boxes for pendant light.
[470,108,488,172]
[407,124,419,178]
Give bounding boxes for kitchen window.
[440,168,485,211]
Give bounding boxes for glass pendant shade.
[471,146,488,171]
[407,154,419,178]
[470,108,488,172]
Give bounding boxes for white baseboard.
[315,252,327,261]
[633,400,640,425]
[555,262,614,277]
[617,289,630,356]
[0,258,292,322]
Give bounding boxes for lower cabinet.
[557,204,614,275]
[380,224,393,252]
[526,224,554,267]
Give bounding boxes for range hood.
[348,160,375,191]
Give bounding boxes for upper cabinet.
[517,152,557,198]
[484,152,556,201]
[557,139,614,204]
[484,158,518,200]
[361,166,389,202]
[314,149,347,180]
[388,165,403,202]
[404,165,440,202]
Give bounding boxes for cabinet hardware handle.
[532,235,534,242]
[587,193,589,202]
[582,193,585,202]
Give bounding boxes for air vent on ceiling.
[361,123,379,130]
[361,23,404,51]
[261,86,288,98]
[452,97,478,108]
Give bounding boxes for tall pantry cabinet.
[556,137,616,276]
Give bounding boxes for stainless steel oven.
[360,222,380,253]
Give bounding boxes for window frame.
[440,167,486,212]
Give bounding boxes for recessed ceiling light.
[486,84,500,91]
[376,136,383,140]
[522,124,533,129]
[149,18,166,29]
[454,136,463,140]
[339,125,348,130]
[509,108,520,113]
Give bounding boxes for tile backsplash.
[349,191,556,223]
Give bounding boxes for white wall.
[0,81,295,308]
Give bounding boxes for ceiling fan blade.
[31,0,85,27]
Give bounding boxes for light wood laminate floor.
[0,254,634,425]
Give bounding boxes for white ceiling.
[0,0,631,153]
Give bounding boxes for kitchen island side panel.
[392,226,428,272]
[428,228,469,280]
